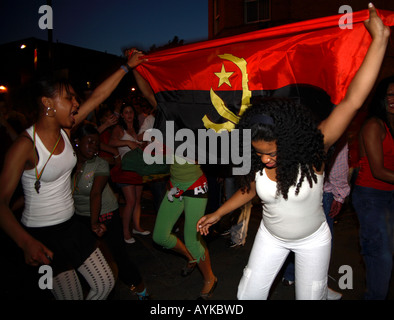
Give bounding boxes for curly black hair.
[237,98,327,200]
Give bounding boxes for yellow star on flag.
[215,64,234,88]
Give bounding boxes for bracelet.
[120,65,129,73]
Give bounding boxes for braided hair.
[237,98,327,200]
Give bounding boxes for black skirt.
[25,215,97,276]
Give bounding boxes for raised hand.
[364,3,390,40]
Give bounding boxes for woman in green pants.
[131,55,217,299]
[152,156,217,299]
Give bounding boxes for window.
[244,0,271,24]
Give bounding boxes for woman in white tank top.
[0,51,147,299]
[198,5,389,300]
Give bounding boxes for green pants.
[152,191,208,262]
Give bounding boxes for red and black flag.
[136,8,393,127]
[134,8,394,167]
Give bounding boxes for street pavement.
[110,192,394,301]
[2,187,393,306]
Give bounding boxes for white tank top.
[21,126,77,227]
[117,129,141,159]
[255,168,326,240]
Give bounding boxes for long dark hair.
[368,75,394,138]
[237,98,326,200]
[118,104,140,133]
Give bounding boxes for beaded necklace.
[33,124,61,193]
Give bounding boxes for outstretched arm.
[319,3,390,151]
[197,181,256,235]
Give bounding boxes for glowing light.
[0,85,7,92]
[20,44,27,49]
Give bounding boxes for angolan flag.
[134,8,394,172]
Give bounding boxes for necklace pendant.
[35,180,41,194]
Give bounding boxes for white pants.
[237,221,331,300]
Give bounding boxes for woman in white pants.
[238,218,331,299]
[198,4,389,300]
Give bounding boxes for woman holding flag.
[132,60,218,300]
[197,3,390,300]
[0,51,146,299]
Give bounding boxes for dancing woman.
[0,51,146,299]
[197,4,389,300]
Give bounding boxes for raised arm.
[197,181,256,235]
[319,3,390,151]
[74,51,147,127]
[133,68,157,109]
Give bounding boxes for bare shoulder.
[362,118,385,137]
[13,132,34,150]
[5,132,35,167]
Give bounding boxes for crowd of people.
[0,4,393,300]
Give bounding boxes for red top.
[99,129,113,159]
[356,123,394,191]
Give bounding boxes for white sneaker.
[327,287,342,300]
[132,229,151,236]
[124,237,136,244]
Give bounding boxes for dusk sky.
[0,0,208,56]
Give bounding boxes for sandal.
[181,259,197,277]
[136,288,151,300]
[131,286,151,300]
